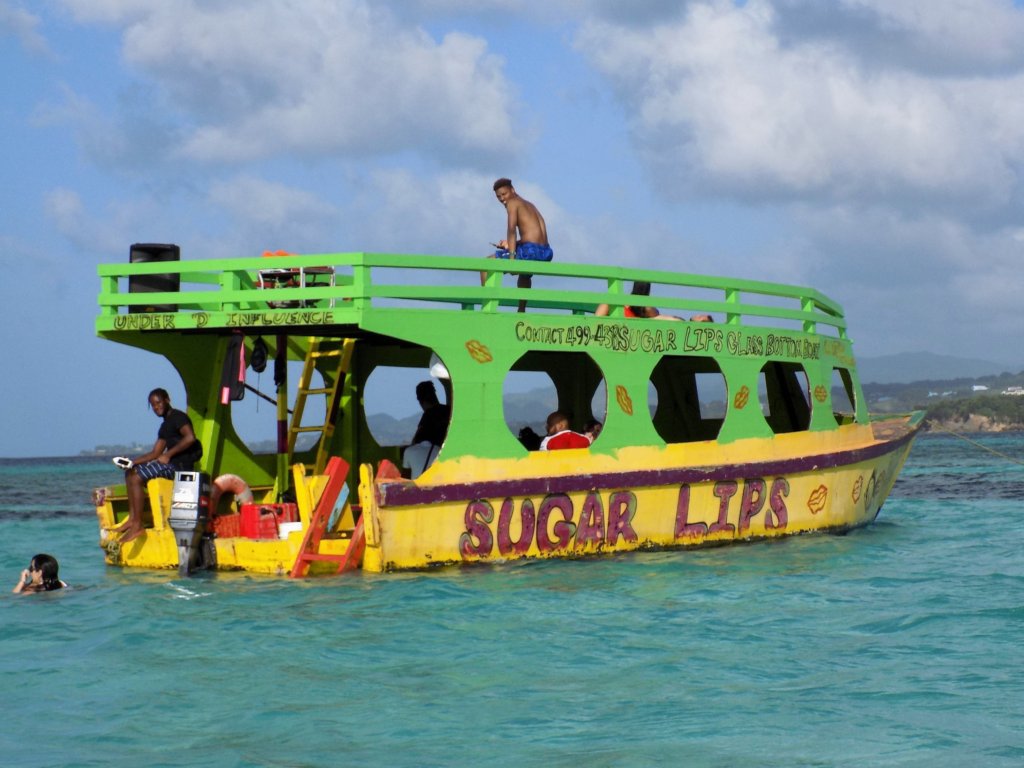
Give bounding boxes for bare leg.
[480,254,496,286]
[517,274,531,313]
[118,468,147,540]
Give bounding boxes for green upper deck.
[97,251,864,462]
[99,251,846,333]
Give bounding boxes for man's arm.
[411,414,428,446]
[132,439,165,465]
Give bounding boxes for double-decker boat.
[93,246,923,576]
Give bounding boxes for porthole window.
[503,351,606,451]
[363,364,450,448]
[650,356,726,443]
[757,361,810,434]
[831,367,857,425]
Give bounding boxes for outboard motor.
[169,471,211,576]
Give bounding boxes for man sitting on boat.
[540,411,591,451]
[114,388,203,542]
[401,381,451,478]
[481,177,553,313]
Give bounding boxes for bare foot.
[118,527,146,544]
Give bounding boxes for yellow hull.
[362,419,918,572]
[95,466,354,576]
[95,418,919,576]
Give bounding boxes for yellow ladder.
[288,337,355,473]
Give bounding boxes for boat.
[92,245,924,576]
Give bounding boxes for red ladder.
[289,456,365,578]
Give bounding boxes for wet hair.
[29,554,64,591]
[493,178,513,191]
[627,281,653,317]
[148,387,170,403]
[415,381,439,404]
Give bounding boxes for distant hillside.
[857,352,1013,384]
[922,394,1024,432]
[367,388,558,445]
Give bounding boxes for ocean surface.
[1,434,1022,767]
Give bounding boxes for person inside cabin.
[402,381,451,478]
[480,178,553,313]
[540,411,592,451]
[114,388,203,543]
[584,419,603,442]
[518,426,543,451]
[595,281,713,322]
[12,553,67,594]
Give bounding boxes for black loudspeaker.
[129,243,180,313]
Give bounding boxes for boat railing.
[97,251,847,337]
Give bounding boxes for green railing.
[97,252,846,336]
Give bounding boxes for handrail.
[96,251,846,333]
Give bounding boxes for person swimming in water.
[12,554,67,594]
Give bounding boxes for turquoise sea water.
[2,434,1023,767]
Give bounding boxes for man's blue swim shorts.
[494,242,554,262]
[134,460,180,482]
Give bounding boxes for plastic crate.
[239,503,299,539]
[210,513,241,538]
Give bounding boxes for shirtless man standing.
[482,178,553,312]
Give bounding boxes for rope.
[932,428,1024,467]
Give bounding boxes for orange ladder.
[288,338,355,473]
[289,456,365,578]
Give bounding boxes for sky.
[2,0,1024,457]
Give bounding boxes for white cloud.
[347,169,683,271]
[0,1,50,54]
[204,176,339,254]
[350,169,524,255]
[777,203,1024,361]
[60,0,520,166]
[833,0,1024,70]
[44,187,130,254]
[577,0,1024,214]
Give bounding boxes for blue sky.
[3,0,1024,457]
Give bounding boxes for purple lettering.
[537,495,575,552]
[607,491,639,545]
[497,497,535,556]
[673,483,707,539]
[575,492,605,550]
[738,478,766,533]
[459,500,494,557]
[766,478,789,530]
[710,481,737,534]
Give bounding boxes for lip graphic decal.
[734,385,750,410]
[808,485,828,514]
[465,339,493,363]
[615,385,634,416]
